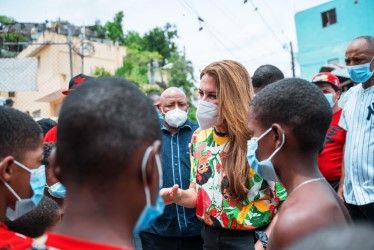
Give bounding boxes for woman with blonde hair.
[161,60,285,249]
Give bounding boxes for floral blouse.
[190,128,287,230]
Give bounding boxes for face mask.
[347,57,374,83]
[133,145,165,235]
[156,109,164,125]
[196,100,218,130]
[324,93,335,108]
[246,128,285,182]
[47,182,66,198]
[164,108,188,128]
[1,160,46,221]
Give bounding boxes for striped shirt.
[339,84,374,205]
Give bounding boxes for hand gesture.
[160,184,181,205]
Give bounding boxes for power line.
[178,0,237,58]
[245,0,286,48]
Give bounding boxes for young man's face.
[317,82,340,106]
[9,140,44,204]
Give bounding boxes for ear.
[159,106,166,116]
[0,156,15,182]
[49,148,61,182]
[271,124,285,150]
[335,90,341,101]
[145,140,161,204]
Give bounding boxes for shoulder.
[191,127,213,144]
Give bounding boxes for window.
[321,8,337,27]
[8,92,15,98]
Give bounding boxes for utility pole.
[79,26,86,74]
[67,26,73,79]
[290,41,295,77]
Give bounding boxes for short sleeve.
[338,108,348,131]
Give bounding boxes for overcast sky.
[1,0,329,80]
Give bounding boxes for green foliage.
[168,52,195,95]
[141,84,162,95]
[188,105,197,122]
[143,23,178,65]
[0,15,15,25]
[95,20,107,39]
[124,31,144,50]
[93,67,112,76]
[115,47,162,86]
[0,32,28,43]
[98,11,125,44]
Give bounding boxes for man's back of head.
[57,76,161,185]
[252,64,284,93]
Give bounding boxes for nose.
[200,94,208,102]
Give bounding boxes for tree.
[95,20,107,40]
[0,15,15,25]
[124,31,144,50]
[143,23,178,65]
[168,52,195,95]
[115,48,162,86]
[93,67,112,76]
[105,11,125,44]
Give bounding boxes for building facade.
[9,32,125,118]
[295,0,374,81]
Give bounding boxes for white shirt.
[339,84,374,205]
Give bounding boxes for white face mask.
[164,108,188,128]
[196,100,218,130]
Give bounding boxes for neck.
[332,104,341,114]
[277,153,322,195]
[54,188,134,247]
[164,122,179,135]
[214,123,227,134]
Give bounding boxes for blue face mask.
[156,109,164,126]
[1,160,46,221]
[347,57,374,83]
[47,182,66,198]
[133,146,165,236]
[246,128,285,182]
[324,93,335,108]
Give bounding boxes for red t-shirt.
[43,232,131,250]
[44,126,57,143]
[318,109,346,181]
[0,224,33,250]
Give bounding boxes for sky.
[1,0,329,80]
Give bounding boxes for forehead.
[315,82,335,91]
[161,91,187,102]
[346,39,373,57]
[200,74,217,91]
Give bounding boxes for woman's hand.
[160,184,182,205]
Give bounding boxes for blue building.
[295,0,374,81]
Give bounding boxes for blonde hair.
[200,60,254,201]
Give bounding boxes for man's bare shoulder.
[268,188,348,250]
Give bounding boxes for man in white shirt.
[339,36,374,223]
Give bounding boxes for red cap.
[312,72,340,89]
[62,74,93,95]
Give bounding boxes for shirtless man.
[246,78,350,250]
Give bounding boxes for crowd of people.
[0,35,373,250]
